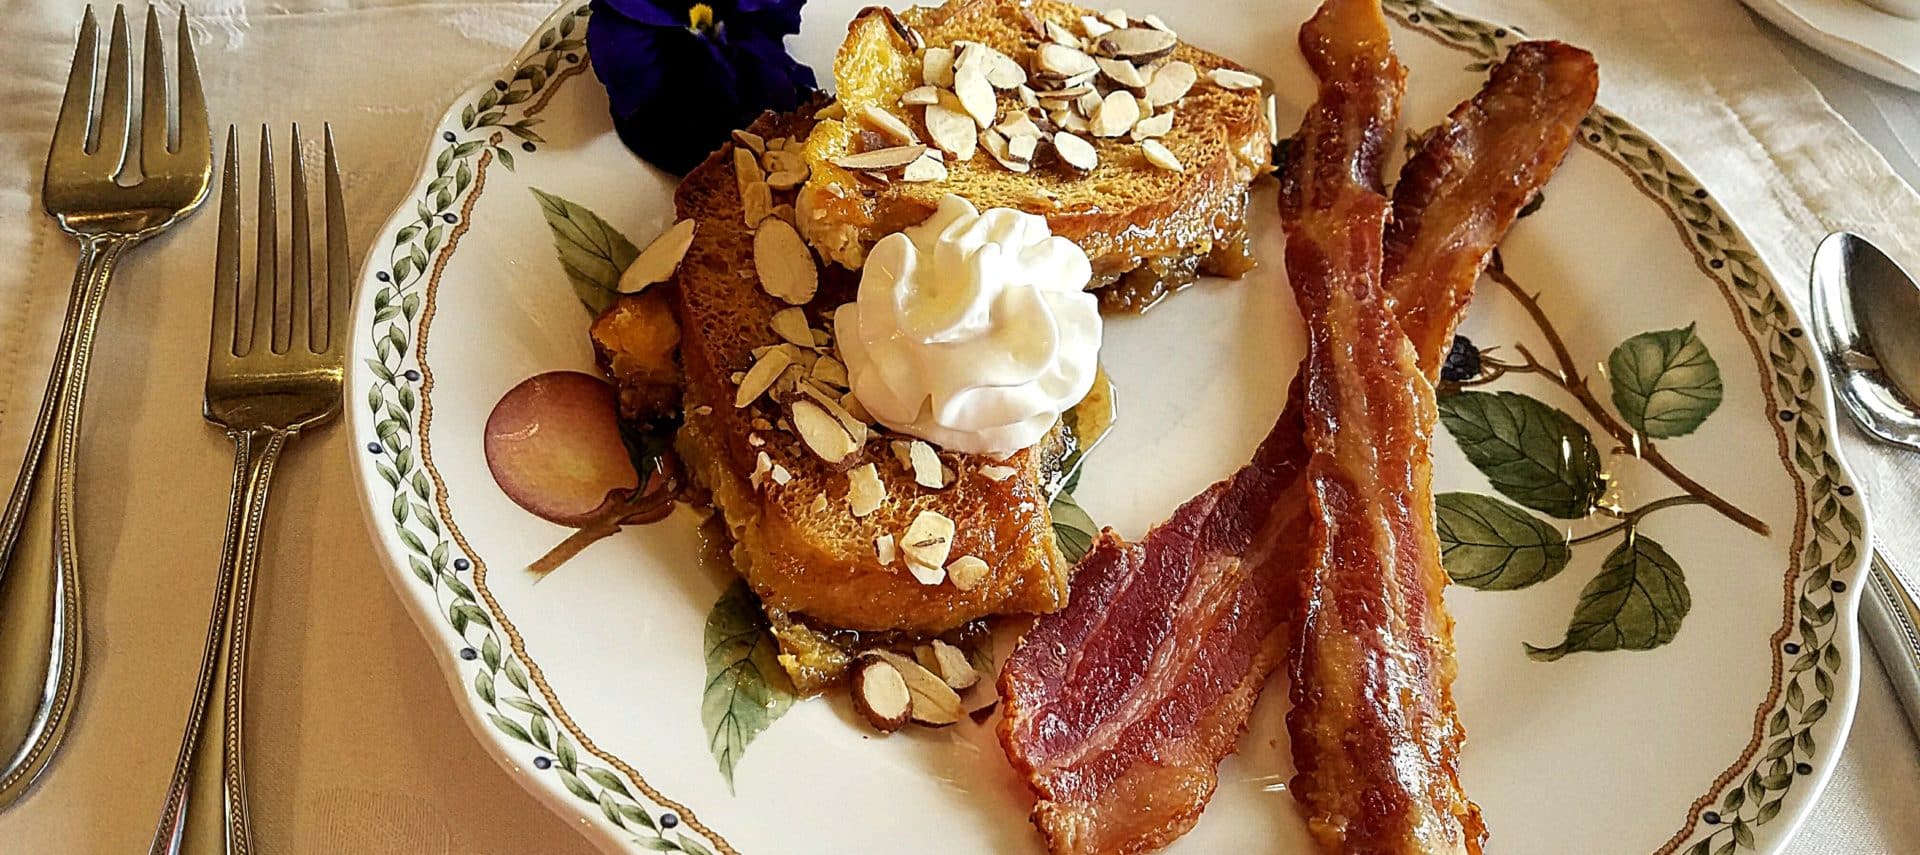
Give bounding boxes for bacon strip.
[997,19,1597,855]
[1279,0,1478,850]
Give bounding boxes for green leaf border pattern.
[1385,2,1864,853]
[359,6,722,854]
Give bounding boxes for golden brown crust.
[671,108,1070,639]
[797,0,1272,280]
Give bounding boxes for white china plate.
[1742,0,1920,91]
[347,1,1871,852]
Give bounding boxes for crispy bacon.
[996,12,1598,853]
[1279,0,1477,849]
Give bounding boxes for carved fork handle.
[0,234,127,808]
[149,428,289,855]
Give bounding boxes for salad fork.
[147,125,347,855]
[0,5,210,808]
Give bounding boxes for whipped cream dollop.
[835,195,1102,457]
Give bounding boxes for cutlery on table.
[147,125,348,855]
[1809,230,1920,741]
[0,6,210,808]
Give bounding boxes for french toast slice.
[660,107,1072,691]
[797,0,1273,310]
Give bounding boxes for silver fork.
[0,5,210,808]
[147,125,347,855]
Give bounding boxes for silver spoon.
[1810,231,1920,740]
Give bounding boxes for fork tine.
[323,124,349,354]
[49,8,98,161]
[211,127,241,360]
[95,6,132,162]
[252,126,278,355]
[173,7,210,168]
[140,6,169,168]
[289,124,313,353]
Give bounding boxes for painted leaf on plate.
[701,579,795,792]
[1608,324,1723,438]
[1526,532,1691,661]
[1435,492,1572,590]
[530,187,637,315]
[1051,490,1098,565]
[1437,390,1605,519]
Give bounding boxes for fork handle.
[0,234,127,808]
[149,428,288,855]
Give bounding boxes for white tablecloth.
[0,0,1913,852]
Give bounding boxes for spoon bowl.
[1811,231,1920,448]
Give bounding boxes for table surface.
[0,1,1914,853]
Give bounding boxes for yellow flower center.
[687,3,716,34]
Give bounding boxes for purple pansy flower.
[588,0,817,175]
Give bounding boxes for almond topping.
[1038,43,1099,79]
[769,463,792,485]
[752,218,818,305]
[1044,19,1079,45]
[901,85,941,106]
[1131,110,1175,140]
[1091,90,1140,138]
[981,129,1031,173]
[1145,60,1197,106]
[890,439,915,470]
[850,655,912,732]
[1053,131,1098,171]
[792,399,858,463]
[1096,27,1177,62]
[1006,132,1039,164]
[1102,8,1131,28]
[731,129,767,155]
[901,152,949,183]
[958,41,1026,89]
[769,307,814,346]
[1209,67,1263,90]
[927,639,981,689]
[925,101,980,160]
[800,383,869,445]
[832,144,931,172]
[734,347,794,408]
[875,533,897,564]
[841,391,874,424]
[1081,15,1114,38]
[732,146,764,188]
[954,64,998,128]
[1142,138,1184,171]
[1142,13,1174,33]
[921,46,956,88]
[1097,57,1149,89]
[617,218,697,294]
[751,450,774,488]
[811,355,849,387]
[856,105,919,145]
[847,463,885,517]
[741,180,773,227]
[764,170,808,192]
[946,555,989,593]
[909,441,945,488]
[867,650,964,726]
[978,464,1017,481]
[901,510,956,580]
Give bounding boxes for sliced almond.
[1037,43,1099,79]
[1034,84,1094,104]
[741,180,773,227]
[811,355,849,387]
[731,129,767,155]
[792,399,857,463]
[1145,60,1197,106]
[1080,15,1114,38]
[1016,84,1040,109]
[875,533,897,564]
[841,391,874,424]
[889,439,915,470]
[1142,138,1183,171]
[908,441,945,488]
[946,555,989,593]
[763,149,807,175]
[1059,111,1091,134]
[980,129,1031,173]
[901,85,941,106]
[1048,132,1096,172]
[1208,67,1263,90]
[847,463,885,517]
[800,383,869,445]
[770,203,797,225]
[995,113,1043,140]
[925,101,980,160]
[1265,93,1280,147]
[850,655,912,732]
[954,64,998,128]
[1142,13,1174,33]
[750,450,774,489]
[921,46,956,88]
[1090,90,1141,138]
[1131,110,1175,140]
[815,102,846,121]
[769,307,814,346]
[617,218,697,293]
[752,218,817,305]
[1044,20,1079,45]
[765,170,808,192]
[832,144,931,172]
[927,639,981,689]
[732,146,764,188]
[901,510,956,579]
[958,42,1026,89]
[867,650,963,726]
[978,464,1017,481]
[1096,27,1177,62]
[1097,57,1149,88]
[810,494,829,515]
[769,463,792,485]
[901,152,949,183]
[1076,89,1105,116]
[856,105,919,145]
[734,347,794,408]
[1006,132,1038,164]
[1102,8,1131,28]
